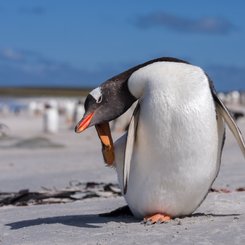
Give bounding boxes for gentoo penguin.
[43,102,59,133]
[75,57,245,223]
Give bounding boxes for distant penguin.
[0,123,9,137]
[43,102,59,133]
[64,100,76,126]
[229,91,240,105]
[75,57,245,223]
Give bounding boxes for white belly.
[115,80,224,218]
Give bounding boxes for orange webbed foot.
[143,213,171,224]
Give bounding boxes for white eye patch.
[90,87,102,103]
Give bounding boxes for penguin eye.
[96,95,103,104]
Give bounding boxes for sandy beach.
[0,98,245,245]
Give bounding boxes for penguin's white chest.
[114,62,224,218]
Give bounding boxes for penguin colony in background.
[75,57,245,224]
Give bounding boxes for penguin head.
[75,57,189,133]
[75,75,137,133]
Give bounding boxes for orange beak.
[75,112,95,133]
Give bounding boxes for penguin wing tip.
[123,183,127,195]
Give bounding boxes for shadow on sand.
[6,211,240,230]
[6,213,138,229]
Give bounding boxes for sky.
[0,0,244,91]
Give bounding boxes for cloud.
[135,12,235,35]
[18,6,46,15]
[0,47,118,88]
[205,65,245,91]
[0,48,24,62]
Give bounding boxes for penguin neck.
[127,67,149,99]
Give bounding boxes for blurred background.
[0,0,245,193]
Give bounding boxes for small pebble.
[177,220,182,225]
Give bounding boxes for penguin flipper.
[123,101,140,194]
[213,93,245,158]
